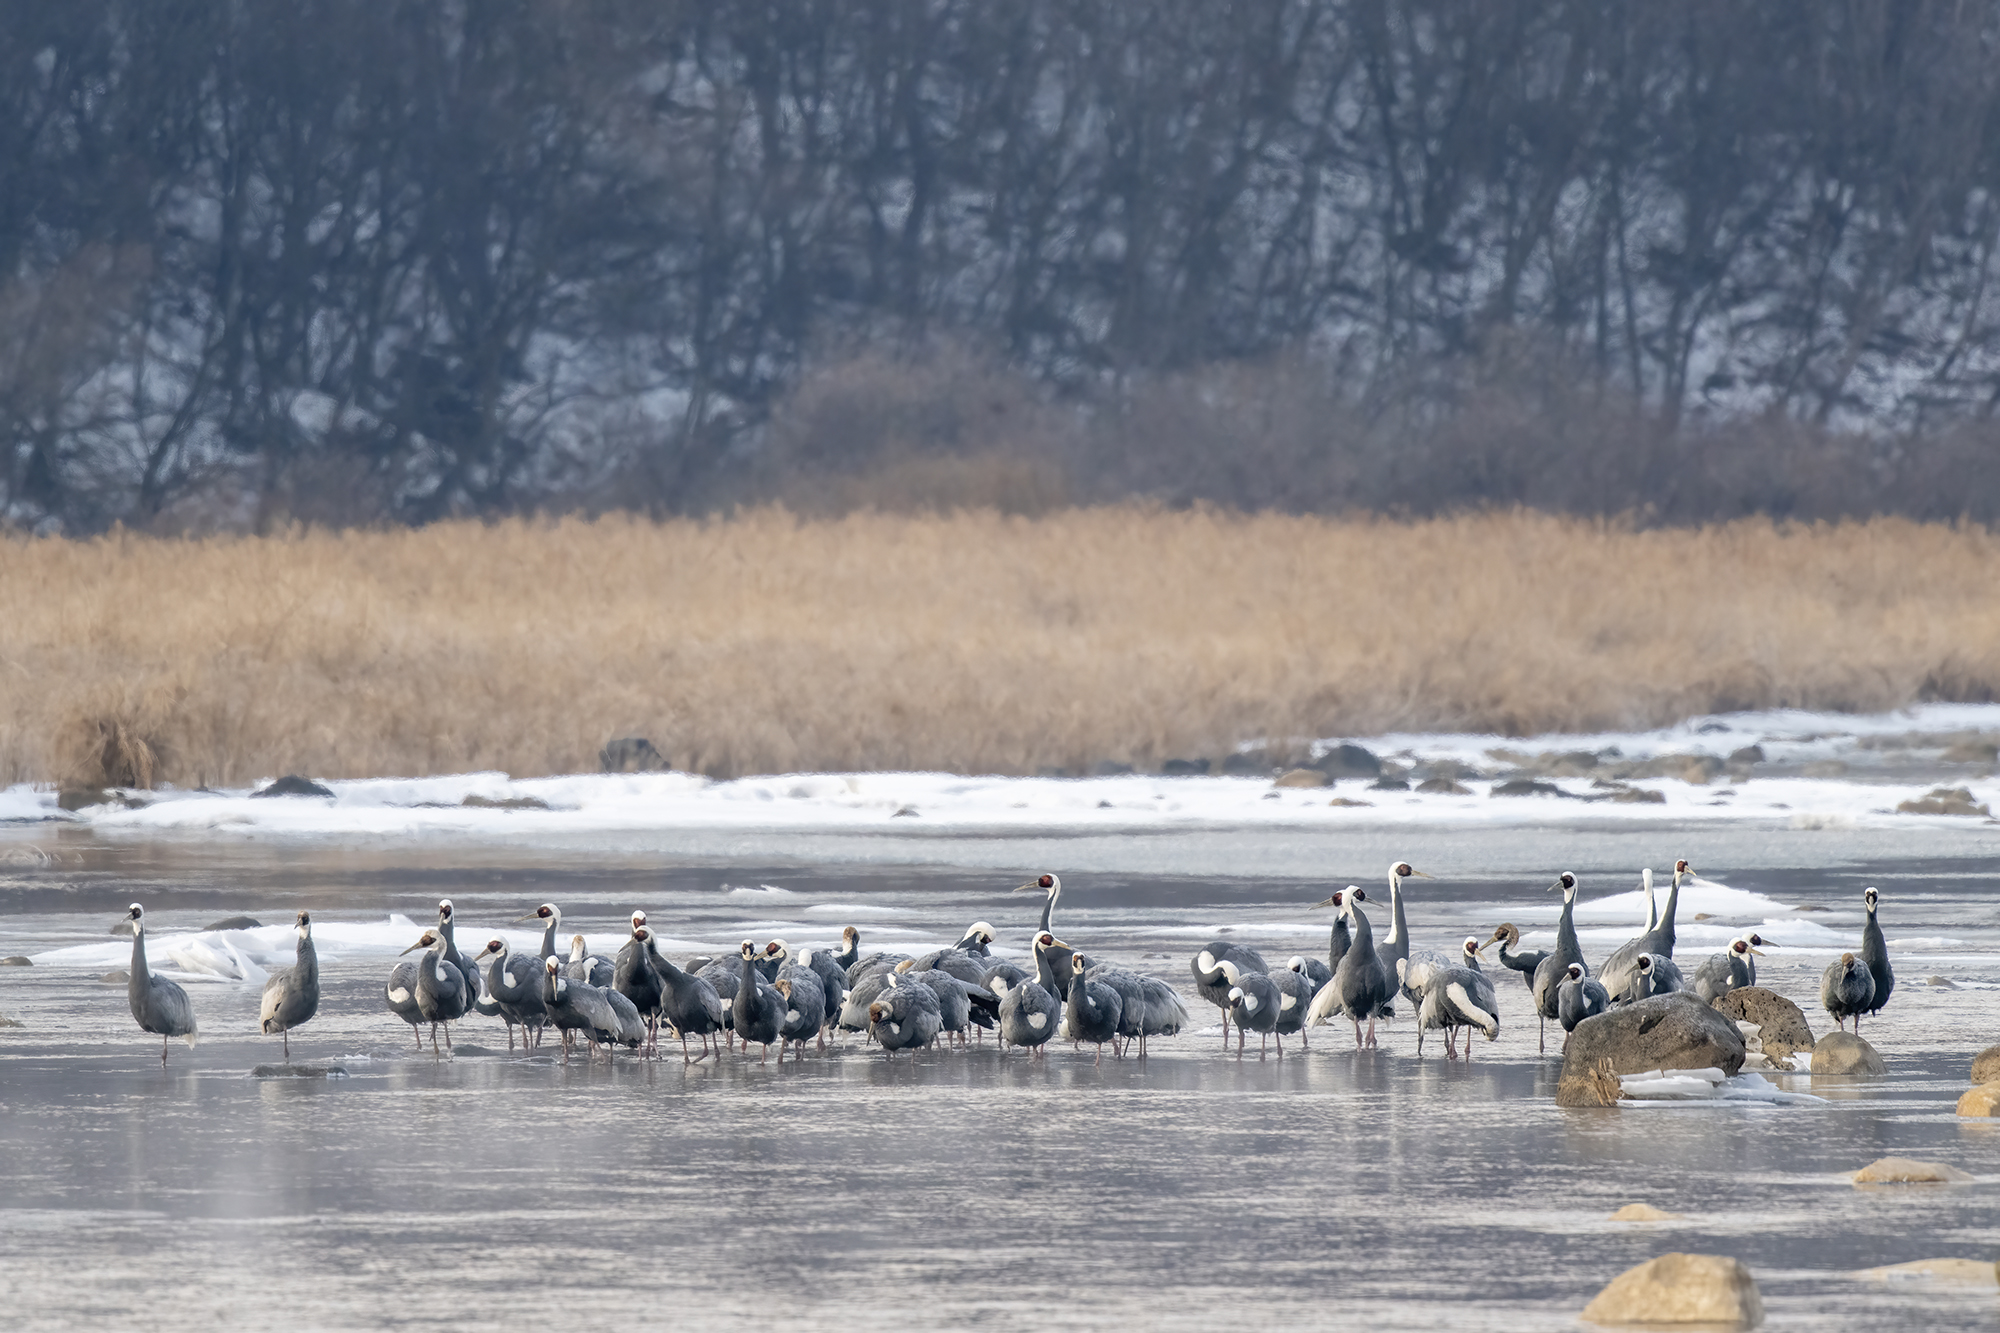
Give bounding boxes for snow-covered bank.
[4,705,2000,844]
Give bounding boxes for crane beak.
[400,939,428,955]
[1311,895,1339,909]
[1474,941,1492,956]
[1411,870,1436,880]
[1748,947,1766,956]
[512,912,541,923]
[1011,882,1041,893]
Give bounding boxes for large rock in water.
[1579,1253,1763,1327]
[1562,992,1747,1081]
[1971,1044,2000,1085]
[1956,1083,2000,1117]
[1811,1031,1885,1075]
[1852,1156,1973,1184]
[1713,987,1815,1061]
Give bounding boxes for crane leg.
[161,1033,169,1064]
[282,1030,290,1059]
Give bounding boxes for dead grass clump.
[6,509,2000,783]
[58,710,170,789]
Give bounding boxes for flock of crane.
[114,860,1896,1067]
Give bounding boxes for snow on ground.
[4,704,1999,846]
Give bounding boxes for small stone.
[1728,745,1767,765]
[1956,1083,2000,1117]
[1857,1258,1998,1284]
[57,786,112,811]
[461,794,551,810]
[1608,786,1667,804]
[1691,912,1713,921]
[1092,761,1134,776]
[0,955,30,966]
[203,916,262,932]
[1801,759,1850,778]
[891,806,919,817]
[1852,1156,1973,1185]
[1327,797,1372,808]
[1414,777,1470,794]
[1812,1031,1886,1076]
[100,970,129,984]
[0,1013,21,1027]
[1273,768,1329,788]
[1972,1044,2000,1084]
[1160,758,1210,776]
[1941,741,2000,764]
[1579,1253,1762,1328]
[1610,1203,1683,1222]
[1370,777,1409,791]
[252,775,335,799]
[1928,975,1958,989]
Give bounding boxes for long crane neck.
[129,919,150,987]
[1556,890,1580,960]
[1039,887,1056,934]
[539,913,559,960]
[1642,872,1657,933]
[1384,872,1407,948]
[1656,870,1682,951]
[1346,902,1376,958]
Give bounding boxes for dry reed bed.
[1,510,1994,786]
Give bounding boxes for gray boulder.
[1713,986,1816,1061]
[1561,992,1747,1081]
[253,775,335,798]
[600,737,668,772]
[1811,1031,1886,1075]
[0,955,30,966]
[1315,744,1381,779]
[203,916,263,932]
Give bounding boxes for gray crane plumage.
[1860,886,1893,1018]
[1557,962,1609,1032]
[1531,872,1587,1053]
[123,904,197,1062]
[1065,954,1124,1063]
[383,929,439,1047]
[258,909,319,1058]
[473,936,548,1049]
[406,930,470,1053]
[732,942,786,1062]
[1219,959,1280,1059]
[1821,951,1876,1033]
[1191,940,1269,1048]
[1597,862,1693,1000]
[1331,887,1396,1048]
[774,957,828,1060]
[868,978,942,1057]
[636,927,725,1061]
[1479,922,1547,990]
[1415,948,1499,1059]
[1690,936,1763,1004]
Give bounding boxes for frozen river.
[3,811,2000,1330]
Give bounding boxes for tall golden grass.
[3,509,1997,786]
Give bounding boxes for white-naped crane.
[122,903,197,1063]
[258,909,319,1059]
[1530,872,1587,1054]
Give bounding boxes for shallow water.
[3,822,1999,1330]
